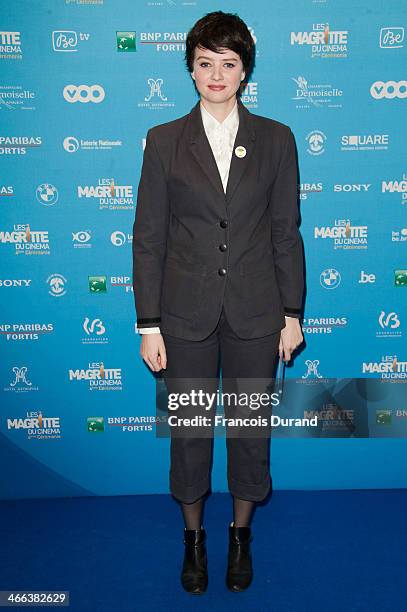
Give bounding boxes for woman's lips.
[208,85,226,91]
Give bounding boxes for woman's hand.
[140,333,167,372]
[279,316,303,362]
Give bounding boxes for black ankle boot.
[226,522,253,592]
[181,527,208,594]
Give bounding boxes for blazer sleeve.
[132,128,170,329]
[269,127,304,319]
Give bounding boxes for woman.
[132,11,304,594]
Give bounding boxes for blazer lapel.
[188,100,225,198]
[187,97,257,203]
[225,98,256,204]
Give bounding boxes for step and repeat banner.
[1,1,406,499]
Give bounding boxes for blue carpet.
[0,490,405,611]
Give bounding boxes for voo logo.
[370,80,407,99]
[63,84,105,104]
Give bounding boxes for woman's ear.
[241,71,246,82]
[191,71,195,81]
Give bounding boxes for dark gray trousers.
[161,306,280,503]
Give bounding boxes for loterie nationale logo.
[63,135,122,153]
[314,219,368,249]
[68,362,122,391]
[290,23,349,58]
[110,231,132,247]
[77,178,134,210]
[0,224,50,255]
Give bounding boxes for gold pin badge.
[234,145,246,158]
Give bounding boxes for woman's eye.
[198,62,236,68]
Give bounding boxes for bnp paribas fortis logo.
[395,269,407,287]
[116,32,136,52]
[89,276,107,293]
[87,417,104,433]
[376,410,392,425]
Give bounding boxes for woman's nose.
[211,66,224,80]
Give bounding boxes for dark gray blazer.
[132,96,304,341]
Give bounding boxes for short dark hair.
[185,11,255,77]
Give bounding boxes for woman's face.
[191,45,245,104]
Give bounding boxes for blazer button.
[220,219,228,228]
[219,243,227,251]
[218,268,227,276]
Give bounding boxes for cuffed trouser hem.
[169,472,210,504]
[228,472,271,502]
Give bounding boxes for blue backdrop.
[1,0,406,500]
